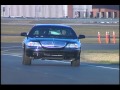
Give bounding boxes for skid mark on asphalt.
[1,53,119,70]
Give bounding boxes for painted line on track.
[2,49,21,52]
[1,46,21,48]
[90,65,119,70]
[2,52,22,55]
[2,53,119,70]
[2,53,22,57]
[1,46,22,53]
[82,64,119,70]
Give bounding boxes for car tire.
[71,56,80,67]
[22,49,31,65]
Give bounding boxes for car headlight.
[27,42,41,47]
[66,43,79,48]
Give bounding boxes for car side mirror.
[78,35,85,39]
[21,32,27,36]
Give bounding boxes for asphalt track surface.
[1,43,119,84]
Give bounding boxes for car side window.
[61,30,67,35]
[33,30,39,35]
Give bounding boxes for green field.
[81,52,119,64]
[80,49,119,64]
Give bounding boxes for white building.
[1,5,65,18]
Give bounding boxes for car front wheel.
[22,49,32,65]
[71,56,80,67]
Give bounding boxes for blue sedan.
[20,24,85,66]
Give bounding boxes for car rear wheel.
[22,49,32,65]
[71,56,80,67]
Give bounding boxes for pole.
[35,5,36,18]
[3,7,5,17]
[9,8,10,17]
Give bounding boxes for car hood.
[28,37,80,48]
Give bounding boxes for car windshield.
[28,26,77,39]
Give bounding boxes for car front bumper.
[25,47,81,60]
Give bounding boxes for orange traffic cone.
[105,31,109,44]
[108,32,110,43]
[112,31,116,44]
[98,32,101,44]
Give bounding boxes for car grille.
[43,51,64,56]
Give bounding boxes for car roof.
[34,24,71,28]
